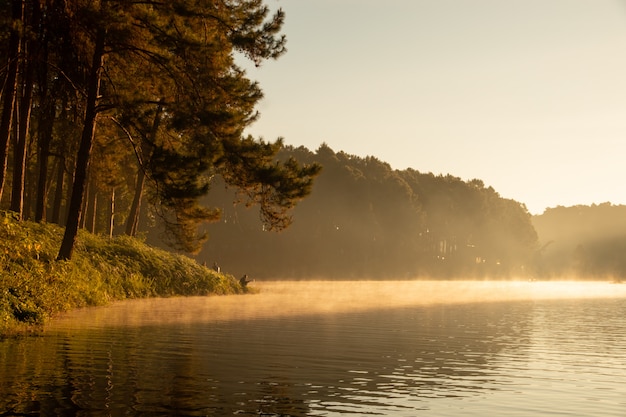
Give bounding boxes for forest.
[0,0,318,261]
[193,146,626,281]
[194,144,540,279]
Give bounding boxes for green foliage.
[0,211,242,337]
[1,0,314,261]
[102,0,313,253]
[219,136,322,231]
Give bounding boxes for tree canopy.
[0,0,320,259]
[198,145,539,279]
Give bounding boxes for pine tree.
[4,1,319,260]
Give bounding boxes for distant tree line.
[533,203,626,279]
[196,147,626,281]
[0,0,319,260]
[197,144,539,279]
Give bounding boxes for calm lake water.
[1,280,626,416]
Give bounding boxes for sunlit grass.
[0,211,242,336]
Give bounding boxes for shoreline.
[0,212,244,337]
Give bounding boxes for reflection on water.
[1,281,626,416]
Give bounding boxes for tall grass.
[0,211,243,336]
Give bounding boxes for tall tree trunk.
[35,100,54,222]
[50,155,65,225]
[57,28,106,261]
[84,177,97,233]
[125,104,162,236]
[10,39,36,218]
[109,187,115,238]
[90,190,98,234]
[126,169,145,236]
[61,155,75,224]
[0,0,23,202]
[80,179,90,229]
[35,17,53,223]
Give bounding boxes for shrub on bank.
[0,211,243,336]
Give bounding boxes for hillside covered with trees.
[195,147,626,281]
[196,147,626,281]
[195,145,539,279]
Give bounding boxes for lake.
[1,280,625,416]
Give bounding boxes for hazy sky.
[242,0,626,215]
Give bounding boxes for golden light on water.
[46,280,626,331]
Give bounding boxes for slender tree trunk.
[84,178,97,233]
[35,26,53,222]
[80,179,90,229]
[61,157,75,224]
[0,0,23,202]
[109,187,115,238]
[10,40,36,218]
[57,28,106,260]
[50,155,65,225]
[35,102,54,222]
[10,0,40,218]
[126,169,145,236]
[90,190,98,234]
[125,104,162,236]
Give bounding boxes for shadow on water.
[1,281,625,416]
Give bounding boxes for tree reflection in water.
[1,281,625,416]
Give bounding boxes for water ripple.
[1,282,625,416]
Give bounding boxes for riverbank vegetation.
[0,211,242,337]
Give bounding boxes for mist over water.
[4,280,626,416]
[46,280,626,329]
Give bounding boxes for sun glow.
[46,280,626,331]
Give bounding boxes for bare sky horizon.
[242,0,626,215]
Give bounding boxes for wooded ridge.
[194,145,626,281]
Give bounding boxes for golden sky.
[243,0,626,214]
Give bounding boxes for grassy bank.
[0,211,244,337]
